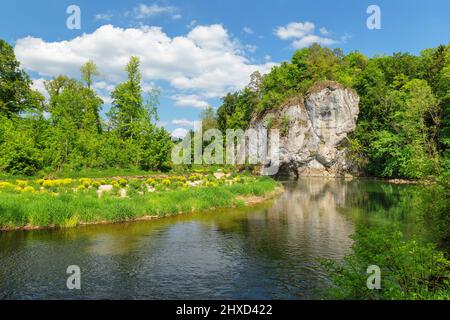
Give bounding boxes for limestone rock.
[250,81,360,178]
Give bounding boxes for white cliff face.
[250,81,360,178]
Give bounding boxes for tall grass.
[0,177,279,230]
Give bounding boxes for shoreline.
[0,186,284,232]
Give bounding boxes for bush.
[322,226,450,300]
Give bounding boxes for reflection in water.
[0,178,419,299]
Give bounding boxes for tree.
[45,76,103,131]
[200,106,218,132]
[0,114,44,175]
[43,74,104,170]
[140,126,173,171]
[80,60,103,132]
[108,56,145,139]
[0,39,44,116]
[80,60,100,89]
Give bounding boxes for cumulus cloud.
[15,24,275,101]
[31,78,49,99]
[171,127,188,139]
[275,21,339,49]
[93,81,115,92]
[292,34,337,49]
[275,22,315,40]
[319,27,330,36]
[98,94,114,104]
[171,119,196,126]
[243,27,254,34]
[187,20,197,29]
[171,94,209,109]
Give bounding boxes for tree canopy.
[0,43,172,175]
[216,43,450,179]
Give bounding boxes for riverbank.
[321,177,450,299]
[0,175,282,231]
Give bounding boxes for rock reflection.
[264,178,355,259]
[2,178,417,299]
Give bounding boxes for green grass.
[0,177,280,230]
[40,168,159,179]
[0,165,241,180]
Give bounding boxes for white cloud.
[292,34,337,49]
[187,20,197,29]
[319,27,330,36]
[244,44,257,53]
[95,13,113,21]
[171,119,196,127]
[133,4,176,19]
[243,27,254,34]
[15,24,276,99]
[98,94,114,104]
[275,21,339,49]
[275,22,315,40]
[93,81,115,92]
[171,14,182,20]
[171,128,188,139]
[171,94,209,109]
[31,78,49,99]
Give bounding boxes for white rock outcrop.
[250,81,360,178]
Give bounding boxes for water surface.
[0,178,420,299]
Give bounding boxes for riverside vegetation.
[0,173,280,230]
[0,37,449,299]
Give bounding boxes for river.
[0,178,422,299]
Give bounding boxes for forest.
[0,40,173,177]
[1,39,449,182]
[216,43,450,181]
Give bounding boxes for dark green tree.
[0,40,44,116]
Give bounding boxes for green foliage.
[139,126,173,171]
[418,179,450,253]
[80,60,100,89]
[200,105,218,131]
[322,226,450,300]
[1,37,448,180]
[217,88,258,132]
[322,178,450,300]
[0,114,43,175]
[0,40,44,116]
[354,54,445,179]
[108,56,145,139]
[280,115,290,137]
[0,42,173,176]
[215,42,449,180]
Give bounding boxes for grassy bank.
[0,175,281,231]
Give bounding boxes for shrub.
[322,226,450,300]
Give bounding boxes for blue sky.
[1,0,449,137]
